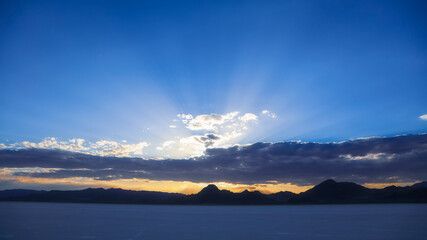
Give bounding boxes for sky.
[0,0,426,193]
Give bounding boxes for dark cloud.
[1,134,427,185]
[199,134,221,147]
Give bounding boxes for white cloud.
[162,111,263,157]
[340,153,394,161]
[178,112,241,131]
[177,114,193,120]
[3,110,278,159]
[93,140,149,157]
[156,140,176,151]
[2,137,149,157]
[177,111,259,132]
[239,113,258,122]
[420,114,427,121]
[262,110,277,119]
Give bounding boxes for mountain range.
[1,179,426,205]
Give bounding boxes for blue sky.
[0,0,426,159]
[1,0,427,192]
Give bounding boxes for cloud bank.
[1,134,426,185]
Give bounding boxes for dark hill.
[412,181,427,189]
[188,185,275,204]
[197,184,221,195]
[269,191,297,203]
[235,190,276,204]
[289,179,427,204]
[2,188,185,204]
[290,179,372,204]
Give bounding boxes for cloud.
[0,137,149,157]
[198,133,221,147]
[1,134,426,186]
[261,110,277,119]
[420,114,427,121]
[239,113,258,122]
[92,140,149,156]
[178,112,243,131]
[160,111,264,157]
[156,141,176,151]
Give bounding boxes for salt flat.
[1,202,426,240]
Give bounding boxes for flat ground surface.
[0,202,426,240]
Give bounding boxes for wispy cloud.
[261,110,277,119]
[420,114,427,121]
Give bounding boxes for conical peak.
[319,179,337,185]
[198,184,220,194]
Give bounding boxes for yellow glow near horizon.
[0,175,314,194]
[362,182,417,189]
[1,174,418,195]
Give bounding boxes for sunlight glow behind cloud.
[0,111,278,158]
[161,111,276,157]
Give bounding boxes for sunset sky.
[1,0,426,194]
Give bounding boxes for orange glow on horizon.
[362,182,418,189]
[0,169,419,194]
[0,175,314,194]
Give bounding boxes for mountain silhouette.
[269,191,297,203]
[0,188,185,204]
[190,184,236,204]
[1,180,426,205]
[289,179,372,204]
[0,189,46,199]
[412,181,427,189]
[197,184,222,195]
